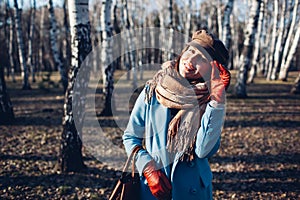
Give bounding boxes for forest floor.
[0,70,299,200]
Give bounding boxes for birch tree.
[222,0,234,51]
[278,0,299,81]
[266,0,279,80]
[270,0,287,80]
[14,0,30,89]
[247,0,266,83]
[6,0,16,82]
[217,0,223,39]
[26,0,36,82]
[59,0,92,172]
[100,0,114,116]
[62,0,71,75]
[279,22,300,81]
[39,5,45,75]
[48,0,68,91]
[166,0,174,60]
[234,0,261,97]
[121,0,135,83]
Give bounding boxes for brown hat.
[187,29,229,66]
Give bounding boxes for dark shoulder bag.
[109,145,142,200]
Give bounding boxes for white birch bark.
[266,0,279,80]
[100,0,114,116]
[159,10,167,62]
[14,0,30,89]
[184,0,192,44]
[122,0,137,89]
[26,0,36,82]
[60,0,92,172]
[48,0,67,91]
[217,0,223,39]
[279,0,299,80]
[39,5,45,74]
[234,0,261,97]
[167,0,174,60]
[271,0,287,80]
[247,0,266,83]
[279,22,300,81]
[231,14,239,69]
[222,0,234,50]
[6,0,16,82]
[63,0,71,76]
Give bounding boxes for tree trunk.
[222,0,234,51]
[59,0,92,173]
[271,0,287,80]
[266,0,279,80]
[217,0,223,39]
[184,0,192,44]
[234,0,261,98]
[14,0,30,90]
[0,65,14,124]
[166,0,174,60]
[27,0,36,83]
[278,0,299,81]
[48,0,68,92]
[6,0,16,83]
[62,0,71,76]
[247,0,266,83]
[100,0,114,116]
[278,22,300,81]
[39,6,45,75]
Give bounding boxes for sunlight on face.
[179,46,211,80]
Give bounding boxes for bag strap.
[122,145,142,174]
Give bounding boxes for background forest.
[0,0,299,199]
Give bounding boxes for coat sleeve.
[194,101,225,158]
[123,87,153,175]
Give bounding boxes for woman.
[123,29,231,200]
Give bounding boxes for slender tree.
[222,0,234,51]
[247,0,266,83]
[62,0,71,76]
[48,0,68,91]
[100,0,114,116]
[26,0,36,82]
[234,0,261,97]
[278,0,299,81]
[39,5,45,75]
[59,0,92,172]
[6,0,16,82]
[14,0,30,89]
[270,0,287,80]
[266,0,279,80]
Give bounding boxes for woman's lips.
[184,62,196,72]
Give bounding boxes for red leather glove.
[212,60,231,90]
[143,160,172,200]
[209,61,229,104]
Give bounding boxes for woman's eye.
[189,49,195,54]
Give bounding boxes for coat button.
[189,187,197,194]
[188,161,195,167]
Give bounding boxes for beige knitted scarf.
[145,65,210,161]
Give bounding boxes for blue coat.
[123,86,225,200]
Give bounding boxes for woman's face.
[179,46,211,80]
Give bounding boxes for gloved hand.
[212,60,231,90]
[209,61,231,104]
[143,160,172,200]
